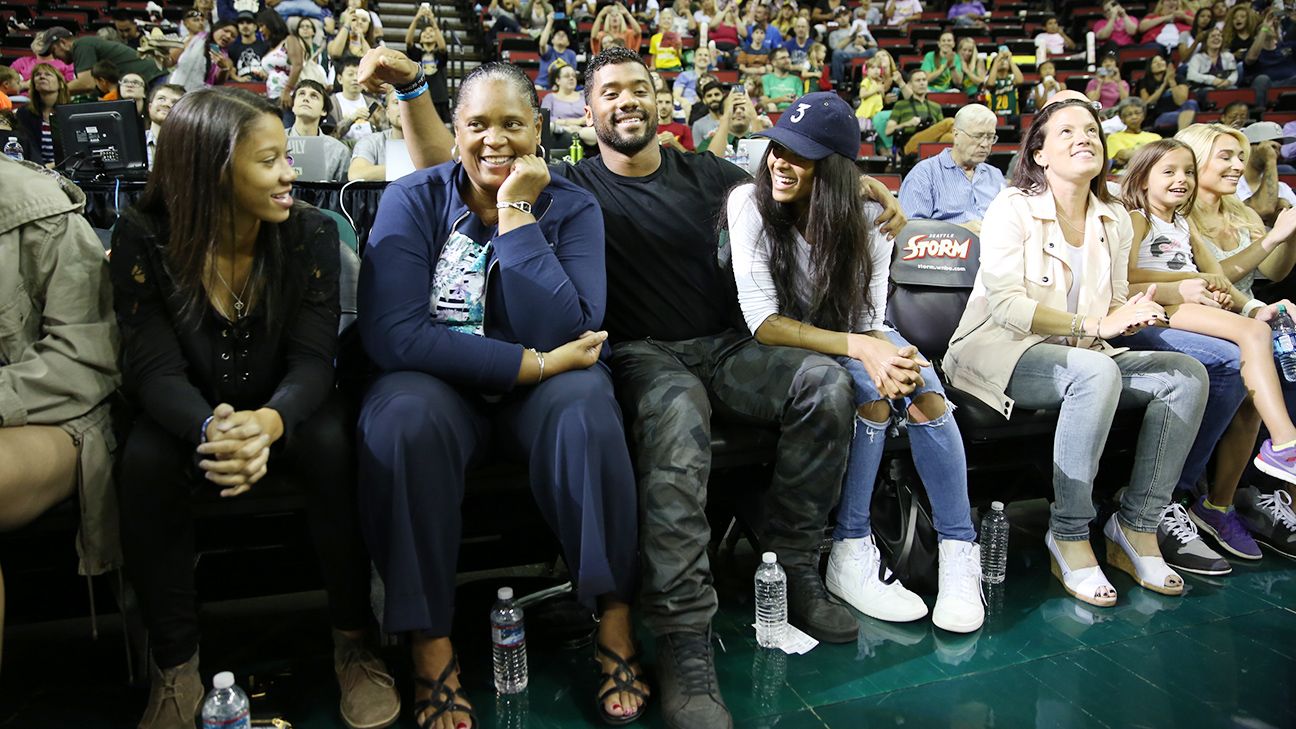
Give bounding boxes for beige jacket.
[944,187,1134,419]
[0,157,121,575]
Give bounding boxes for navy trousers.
[356,365,639,635]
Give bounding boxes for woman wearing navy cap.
[726,92,984,634]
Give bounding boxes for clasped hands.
[1178,275,1233,310]
[196,404,284,498]
[847,333,928,399]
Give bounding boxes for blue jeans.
[1153,98,1197,130]
[1006,344,1208,540]
[274,0,325,18]
[1250,74,1296,108]
[833,331,976,543]
[1113,327,1245,494]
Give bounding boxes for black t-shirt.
[419,48,450,103]
[230,38,270,78]
[556,148,750,343]
[1228,34,1252,58]
[1136,73,1177,115]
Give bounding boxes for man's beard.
[594,107,658,155]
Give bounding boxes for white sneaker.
[825,536,928,623]
[932,540,985,634]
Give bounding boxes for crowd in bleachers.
[8,1,1296,729]
[0,0,437,179]
[482,0,1296,182]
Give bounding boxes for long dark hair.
[751,150,874,332]
[1012,98,1112,203]
[257,7,290,47]
[137,87,287,327]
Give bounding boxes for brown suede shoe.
[138,650,204,729]
[333,630,400,729]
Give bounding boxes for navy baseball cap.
[756,92,858,161]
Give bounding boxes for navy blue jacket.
[359,161,606,393]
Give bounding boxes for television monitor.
[51,99,148,180]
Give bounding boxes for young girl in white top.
[1121,139,1296,494]
[726,92,983,634]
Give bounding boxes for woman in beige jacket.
[944,99,1209,608]
[0,158,121,670]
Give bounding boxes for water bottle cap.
[213,671,234,690]
[991,501,1005,511]
[1281,304,1289,313]
[498,586,514,600]
[761,551,777,564]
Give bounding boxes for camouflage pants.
[611,331,855,636]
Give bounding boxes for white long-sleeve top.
[1186,51,1238,86]
[726,183,892,335]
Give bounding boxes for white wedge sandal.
[1104,514,1184,596]
[1045,531,1118,608]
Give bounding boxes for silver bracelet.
[530,347,545,382]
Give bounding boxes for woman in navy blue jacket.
[357,62,646,728]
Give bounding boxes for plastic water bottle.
[734,146,749,172]
[201,672,250,729]
[1272,304,1296,383]
[754,552,787,649]
[496,691,529,729]
[980,501,1009,584]
[491,587,528,694]
[3,137,22,161]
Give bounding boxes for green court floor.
[3,499,1293,728]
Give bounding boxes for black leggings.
[118,393,372,668]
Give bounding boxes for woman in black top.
[111,87,399,729]
[1135,54,1197,132]
[404,4,451,121]
[14,63,68,165]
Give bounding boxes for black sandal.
[595,643,650,726]
[413,654,478,729]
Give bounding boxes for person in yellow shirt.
[1107,98,1162,171]
[650,9,684,70]
[855,56,885,119]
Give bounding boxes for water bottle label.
[493,623,525,648]
[1278,333,1296,354]
[202,708,250,729]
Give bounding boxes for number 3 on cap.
[790,103,810,123]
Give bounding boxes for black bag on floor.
[870,459,940,596]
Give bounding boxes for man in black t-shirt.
[228,11,269,80]
[366,44,906,729]
[550,48,899,729]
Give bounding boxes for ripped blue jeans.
[833,330,977,543]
